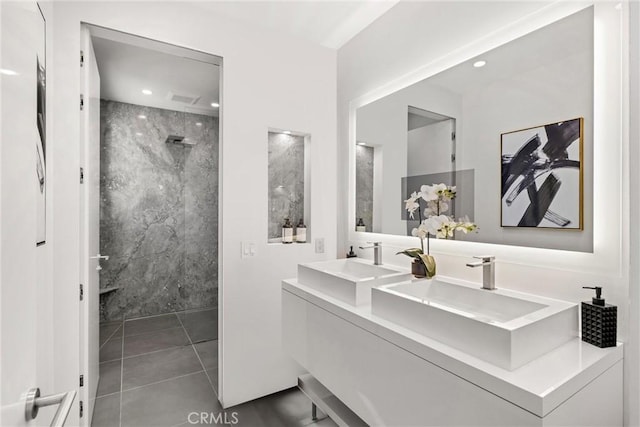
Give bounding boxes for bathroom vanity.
[282,259,623,426]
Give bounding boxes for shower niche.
[267,129,311,244]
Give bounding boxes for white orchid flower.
[420,184,439,202]
[433,183,448,195]
[404,191,420,219]
[423,215,448,236]
[411,222,429,239]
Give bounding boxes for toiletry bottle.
[346,246,357,258]
[282,218,293,244]
[581,286,617,348]
[295,219,306,243]
[356,218,366,232]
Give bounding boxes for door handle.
[90,254,109,270]
[25,388,76,427]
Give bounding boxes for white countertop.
[282,278,623,417]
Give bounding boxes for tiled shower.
[95,100,220,423]
[99,100,218,321]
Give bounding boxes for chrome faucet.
[466,255,496,290]
[359,242,382,265]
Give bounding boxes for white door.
[79,26,101,426]
[1,2,76,426]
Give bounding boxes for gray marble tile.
[355,145,374,233]
[99,321,122,347]
[123,327,190,357]
[122,346,202,391]
[179,308,217,343]
[92,393,120,427]
[97,359,121,397]
[99,101,218,322]
[208,368,218,396]
[120,372,220,427]
[101,251,186,321]
[99,335,122,363]
[268,132,305,240]
[123,313,181,337]
[194,340,218,371]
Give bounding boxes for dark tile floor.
[94,310,335,427]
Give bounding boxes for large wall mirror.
[354,6,594,252]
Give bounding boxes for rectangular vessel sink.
[371,278,578,370]
[297,259,411,306]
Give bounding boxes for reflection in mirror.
[354,6,594,252]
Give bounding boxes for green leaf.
[396,248,423,259]
[419,254,436,279]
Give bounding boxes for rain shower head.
[165,135,196,147]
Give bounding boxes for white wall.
[338,1,635,425]
[626,2,639,425]
[50,1,336,414]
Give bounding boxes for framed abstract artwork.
[36,5,46,245]
[501,118,583,229]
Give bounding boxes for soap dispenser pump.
[346,246,357,258]
[581,286,616,348]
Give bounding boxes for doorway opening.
[80,24,222,425]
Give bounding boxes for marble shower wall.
[267,132,305,240]
[100,100,218,321]
[355,145,374,232]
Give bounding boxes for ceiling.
[194,1,400,49]
[91,1,399,114]
[92,36,220,116]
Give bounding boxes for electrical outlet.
[315,238,325,254]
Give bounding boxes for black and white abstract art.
[501,118,583,229]
[35,6,46,245]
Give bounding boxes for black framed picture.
[36,5,46,245]
[501,118,583,229]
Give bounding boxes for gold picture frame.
[500,117,583,229]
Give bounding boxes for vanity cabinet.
[282,281,623,426]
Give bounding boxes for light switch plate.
[242,241,256,258]
[315,238,325,254]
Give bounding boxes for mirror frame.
[347,1,628,275]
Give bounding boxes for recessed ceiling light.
[210,102,219,108]
[283,130,292,135]
[141,89,152,95]
[137,115,147,120]
[0,68,18,76]
[473,60,487,68]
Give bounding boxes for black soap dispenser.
[581,286,617,348]
[346,246,357,258]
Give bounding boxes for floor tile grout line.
[119,308,215,325]
[120,340,193,361]
[176,312,219,399]
[122,324,185,338]
[121,369,206,394]
[99,321,123,351]
[95,389,121,399]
